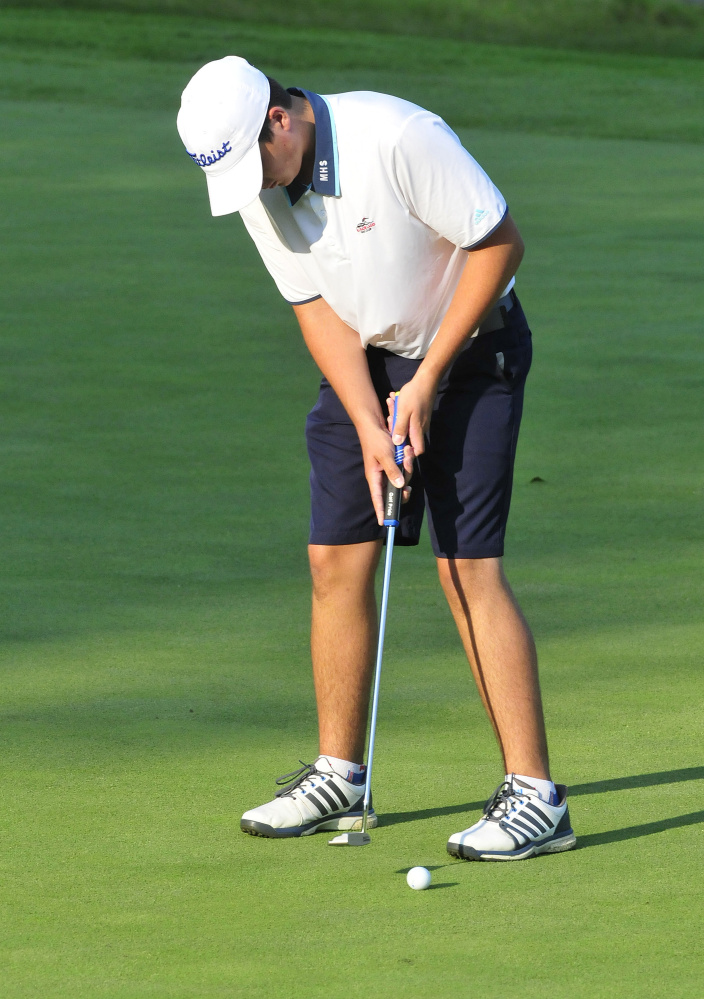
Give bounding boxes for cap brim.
[206,139,263,216]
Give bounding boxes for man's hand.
[357,421,414,526]
[294,296,417,526]
[386,369,439,458]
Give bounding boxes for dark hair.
[258,77,293,143]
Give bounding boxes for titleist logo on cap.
[186,140,232,167]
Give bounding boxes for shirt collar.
[285,88,340,206]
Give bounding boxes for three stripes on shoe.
[498,799,555,846]
[287,773,354,817]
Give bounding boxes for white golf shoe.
[447,776,577,861]
[241,757,377,838]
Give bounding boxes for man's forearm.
[292,297,384,434]
[385,212,525,453]
[293,296,405,520]
[418,212,525,388]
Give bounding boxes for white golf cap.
[177,56,270,216]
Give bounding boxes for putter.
[329,397,406,846]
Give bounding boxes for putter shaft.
[362,523,397,833]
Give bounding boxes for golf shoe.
[447,775,576,861]
[241,756,377,838]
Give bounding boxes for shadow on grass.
[396,864,453,873]
[568,766,704,797]
[577,809,704,850]
[379,765,704,828]
[395,864,459,888]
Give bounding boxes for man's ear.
[267,106,291,132]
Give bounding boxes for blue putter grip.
[384,395,406,527]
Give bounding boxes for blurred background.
[1,3,702,997]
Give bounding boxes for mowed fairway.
[1,11,703,998]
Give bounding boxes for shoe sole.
[447,829,577,861]
[241,810,378,839]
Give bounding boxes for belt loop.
[500,289,518,325]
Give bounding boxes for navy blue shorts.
[305,298,532,558]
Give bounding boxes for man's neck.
[292,95,316,187]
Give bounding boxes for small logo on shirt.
[474,209,490,224]
[318,159,329,184]
[356,217,376,233]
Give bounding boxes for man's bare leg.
[309,541,383,763]
[436,556,550,779]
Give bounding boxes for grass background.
[8,0,704,58]
[1,7,703,997]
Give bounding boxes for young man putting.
[177,57,576,860]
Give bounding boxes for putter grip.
[384,397,406,527]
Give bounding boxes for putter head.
[328,831,371,846]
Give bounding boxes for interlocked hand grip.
[383,394,407,527]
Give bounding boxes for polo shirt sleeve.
[239,199,321,305]
[391,110,507,249]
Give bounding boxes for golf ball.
[406,866,431,890]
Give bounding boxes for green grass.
[2,7,704,145]
[10,0,704,58]
[1,10,703,998]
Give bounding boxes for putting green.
[0,10,702,998]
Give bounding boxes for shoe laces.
[483,780,528,821]
[274,760,326,799]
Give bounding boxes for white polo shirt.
[240,89,510,360]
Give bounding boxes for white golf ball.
[406,866,431,890]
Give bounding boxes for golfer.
[177,57,576,860]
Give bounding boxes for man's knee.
[436,556,504,604]
[308,544,343,595]
[309,542,380,601]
